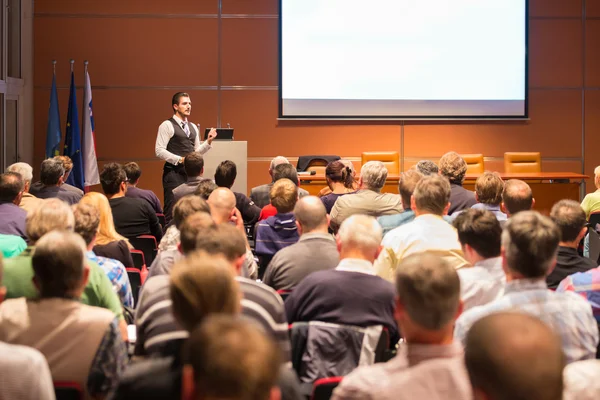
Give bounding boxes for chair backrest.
[126,268,142,306]
[589,212,600,229]
[311,377,344,400]
[361,152,399,175]
[130,235,158,266]
[504,152,541,173]
[54,381,83,400]
[589,229,600,265]
[130,249,146,270]
[461,154,485,174]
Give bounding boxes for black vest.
[166,118,197,157]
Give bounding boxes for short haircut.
[413,175,451,215]
[26,198,75,243]
[338,214,382,254]
[195,180,218,200]
[40,158,65,186]
[502,211,560,278]
[32,231,87,298]
[179,212,216,254]
[269,156,289,171]
[7,162,33,184]
[195,224,247,262]
[272,163,299,186]
[502,179,533,215]
[270,178,298,213]
[439,152,467,184]
[123,162,142,184]
[453,209,502,259]
[550,200,587,243]
[184,153,204,177]
[170,251,239,332]
[186,315,281,400]
[294,196,328,232]
[326,160,354,189]
[54,155,73,173]
[173,195,211,229]
[415,160,439,176]
[172,92,190,107]
[72,203,100,246]
[398,169,423,207]
[100,162,127,195]
[360,161,388,190]
[214,160,237,188]
[0,172,24,203]
[395,253,461,330]
[475,172,504,205]
[465,312,565,400]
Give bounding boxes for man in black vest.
[155,92,217,222]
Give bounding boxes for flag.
[45,72,61,158]
[82,68,99,187]
[64,71,84,190]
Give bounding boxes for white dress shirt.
[563,360,600,400]
[0,341,56,400]
[457,256,506,311]
[155,114,211,165]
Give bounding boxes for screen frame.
[278,0,529,120]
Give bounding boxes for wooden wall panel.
[34,1,218,14]
[530,0,582,17]
[584,90,600,193]
[587,0,600,17]
[222,0,278,15]
[586,20,600,87]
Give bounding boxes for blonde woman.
[80,192,134,267]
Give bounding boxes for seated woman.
[320,160,357,214]
[80,192,134,267]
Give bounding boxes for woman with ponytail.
[320,160,357,214]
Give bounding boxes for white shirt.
[336,258,377,276]
[0,341,56,400]
[457,256,506,311]
[564,360,600,400]
[155,114,211,165]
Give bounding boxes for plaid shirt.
[557,267,600,324]
[87,251,134,309]
[454,279,599,364]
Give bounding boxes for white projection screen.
[279,0,528,119]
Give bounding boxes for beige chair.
[504,152,541,173]
[461,154,485,175]
[361,152,400,175]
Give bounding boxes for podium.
[201,141,247,194]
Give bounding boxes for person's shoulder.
[334,363,388,399]
[251,183,270,194]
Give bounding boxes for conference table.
[299,172,589,215]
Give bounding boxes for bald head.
[207,188,236,224]
[465,312,565,400]
[502,179,533,216]
[294,196,328,234]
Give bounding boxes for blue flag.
[64,71,84,190]
[45,73,61,158]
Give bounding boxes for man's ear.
[200,168,204,176]
[443,202,451,216]
[295,220,303,236]
[269,387,281,400]
[531,198,536,209]
[410,195,416,212]
[336,234,342,254]
[578,226,589,242]
[0,286,7,304]
[374,244,384,260]
[326,214,331,228]
[501,202,508,214]
[234,255,245,276]
[181,364,196,400]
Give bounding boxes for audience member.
[158,195,211,253]
[563,360,600,400]
[547,200,597,289]
[215,160,261,224]
[7,162,43,213]
[581,165,600,219]
[377,169,424,236]
[0,172,27,239]
[333,253,469,400]
[80,192,134,267]
[123,161,163,214]
[182,316,282,400]
[100,162,163,241]
[470,171,507,221]
[439,152,476,215]
[250,155,290,208]
[259,163,309,220]
[263,196,339,291]
[285,214,399,344]
[376,175,468,281]
[32,158,82,205]
[73,203,134,308]
[0,233,26,258]
[331,161,402,231]
[194,179,218,200]
[415,159,439,176]
[557,266,600,324]
[53,155,84,195]
[465,313,565,400]
[501,179,534,217]
[319,159,359,199]
[453,209,505,311]
[320,160,356,214]
[0,231,127,399]
[173,152,210,203]
[454,211,598,363]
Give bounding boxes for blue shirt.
[87,251,134,308]
[0,202,27,240]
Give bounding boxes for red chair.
[54,381,83,400]
[126,268,143,307]
[130,235,158,266]
[277,289,292,301]
[130,249,149,283]
[311,377,343,400]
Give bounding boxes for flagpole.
[82,60,88,136]
[70,59,74,73]
[52,59,56,74]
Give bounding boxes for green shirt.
[3,247,124,320]
[581,190,600,219]
[0,234,27,258]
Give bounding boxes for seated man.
[581,165,600,219]
[194,179,218,200]
[333,253,469,400]
[454,211,598,364]
[465,313,565,400]
[30,158,81,205]
[331,161,403,231]
[158,195,211,253]
[100,162,163,241]
[31,155,84,197]
[214,160,261,224]
[285,215,399,344]
[557,267,600,325]
[0,231,127,399]
[470,171,507,221]
[173,152,210,203]
[0,172,27,239]
[439,152,476,215]
[123,161,163,214]
[377,169,423,237]
[453,209,505,311]
[263,196,339,291]
[501,179,535,217]
[414,159,438,175]
[376,175,469,282]
[259,163,309,220]
[250,156,309,208]
[546,200,597,289]
[7,162,43,213]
